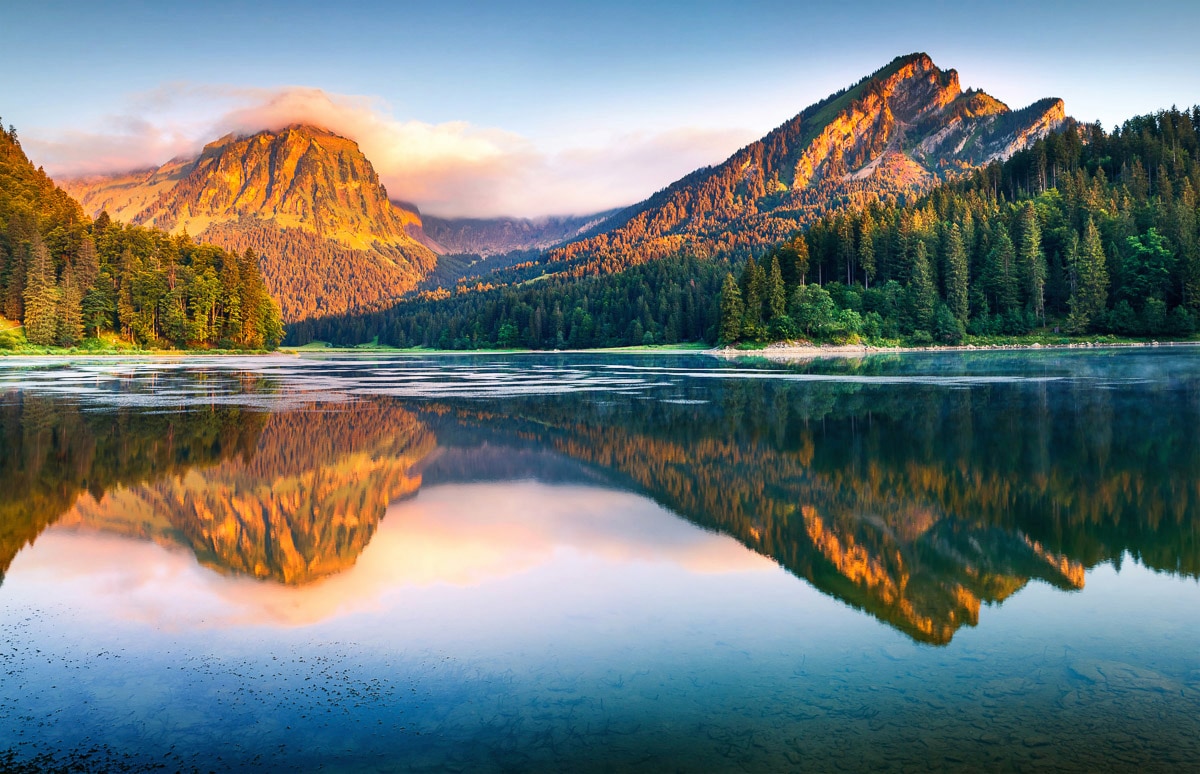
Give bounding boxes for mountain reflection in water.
[19,482,775,628]
[1,351,1198,644]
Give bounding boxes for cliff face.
[788,55,1064,186]
[550,53,1068,273]
[64,125,422,250]
[61,125,438,322]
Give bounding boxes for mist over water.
[1,349,1198,771]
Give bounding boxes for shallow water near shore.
[2,349,1198,771]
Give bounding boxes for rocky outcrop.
[60,126,438,322]
[550,53,1068,273]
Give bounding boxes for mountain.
[548,52,1066,274]
[61,125,438,322]
[416,209,621,257]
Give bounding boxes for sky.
[4,0,1199,218]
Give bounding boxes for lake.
[1,349,1198,772]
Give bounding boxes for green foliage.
[943,224,969,323]
[904,241,936,333]
[21,237,59,345]
[790,284,837,338]
[1067,219,1110,333]
[497,322,520,348]
[766,255,787,320]
[1016,202,1046,322]
[0,325,21,349]
[718,273,743,344]
[1121,228,1174,304]
[718,106,1200,346]
[0,125,284,351]
[934,303,966,344]
[290,253,725,350]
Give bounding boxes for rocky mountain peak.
[60,124,437,322]
[63,123,423,251]
[547,53,1068,273]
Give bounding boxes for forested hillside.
[721,107,1200,344]
[289,106,1200,349]
[542,53,1065,277]
[0,121,283,350]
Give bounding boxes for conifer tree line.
[292,106,1200,350]
[0,122,283,349]
[722,107,1200,344]
[287,254,727,349]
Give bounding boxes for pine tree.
[1176,180,1200,310]
[837,216,855,285]
[3,247,25,321]
[1067,218,1110,332]
[1017,203,1046,324]
[75,236,99,289]
[766,255,786,320]
[82,270,117,338]
[858,212,876,288]
[905,240,936,333]
[117,247,136,339]
[739,256,766,335]
[987,226,1020,314]
[57,264,84,346]
[778,236,809,285]
[719,273,743,343]
[944,224,969,323]
[22,236,59,345]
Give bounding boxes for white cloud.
[26,85,754,218]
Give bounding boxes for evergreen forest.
[0,123,283,351]
[287,106,1200,350]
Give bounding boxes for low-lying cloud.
[26,85,753,218]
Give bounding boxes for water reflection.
[0,394,264,582]
[15,483,775,628]
[1,350,1198,645]
[59,403,433,584]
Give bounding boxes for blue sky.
[4,0,1199,216]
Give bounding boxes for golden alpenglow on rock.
[62,125,438,322]
[549,53,1065,274]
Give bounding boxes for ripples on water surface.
[1,349,1198,771]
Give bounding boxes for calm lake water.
[1,349,1198,772]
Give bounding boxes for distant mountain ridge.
[416,209,621,257]
[548,53,1067,273]
[61,125,437,322]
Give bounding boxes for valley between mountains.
[4,52,1199,352]
[55,54,1062,323]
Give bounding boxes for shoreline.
[2,339,1198,360]
[715,339,1200,361]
